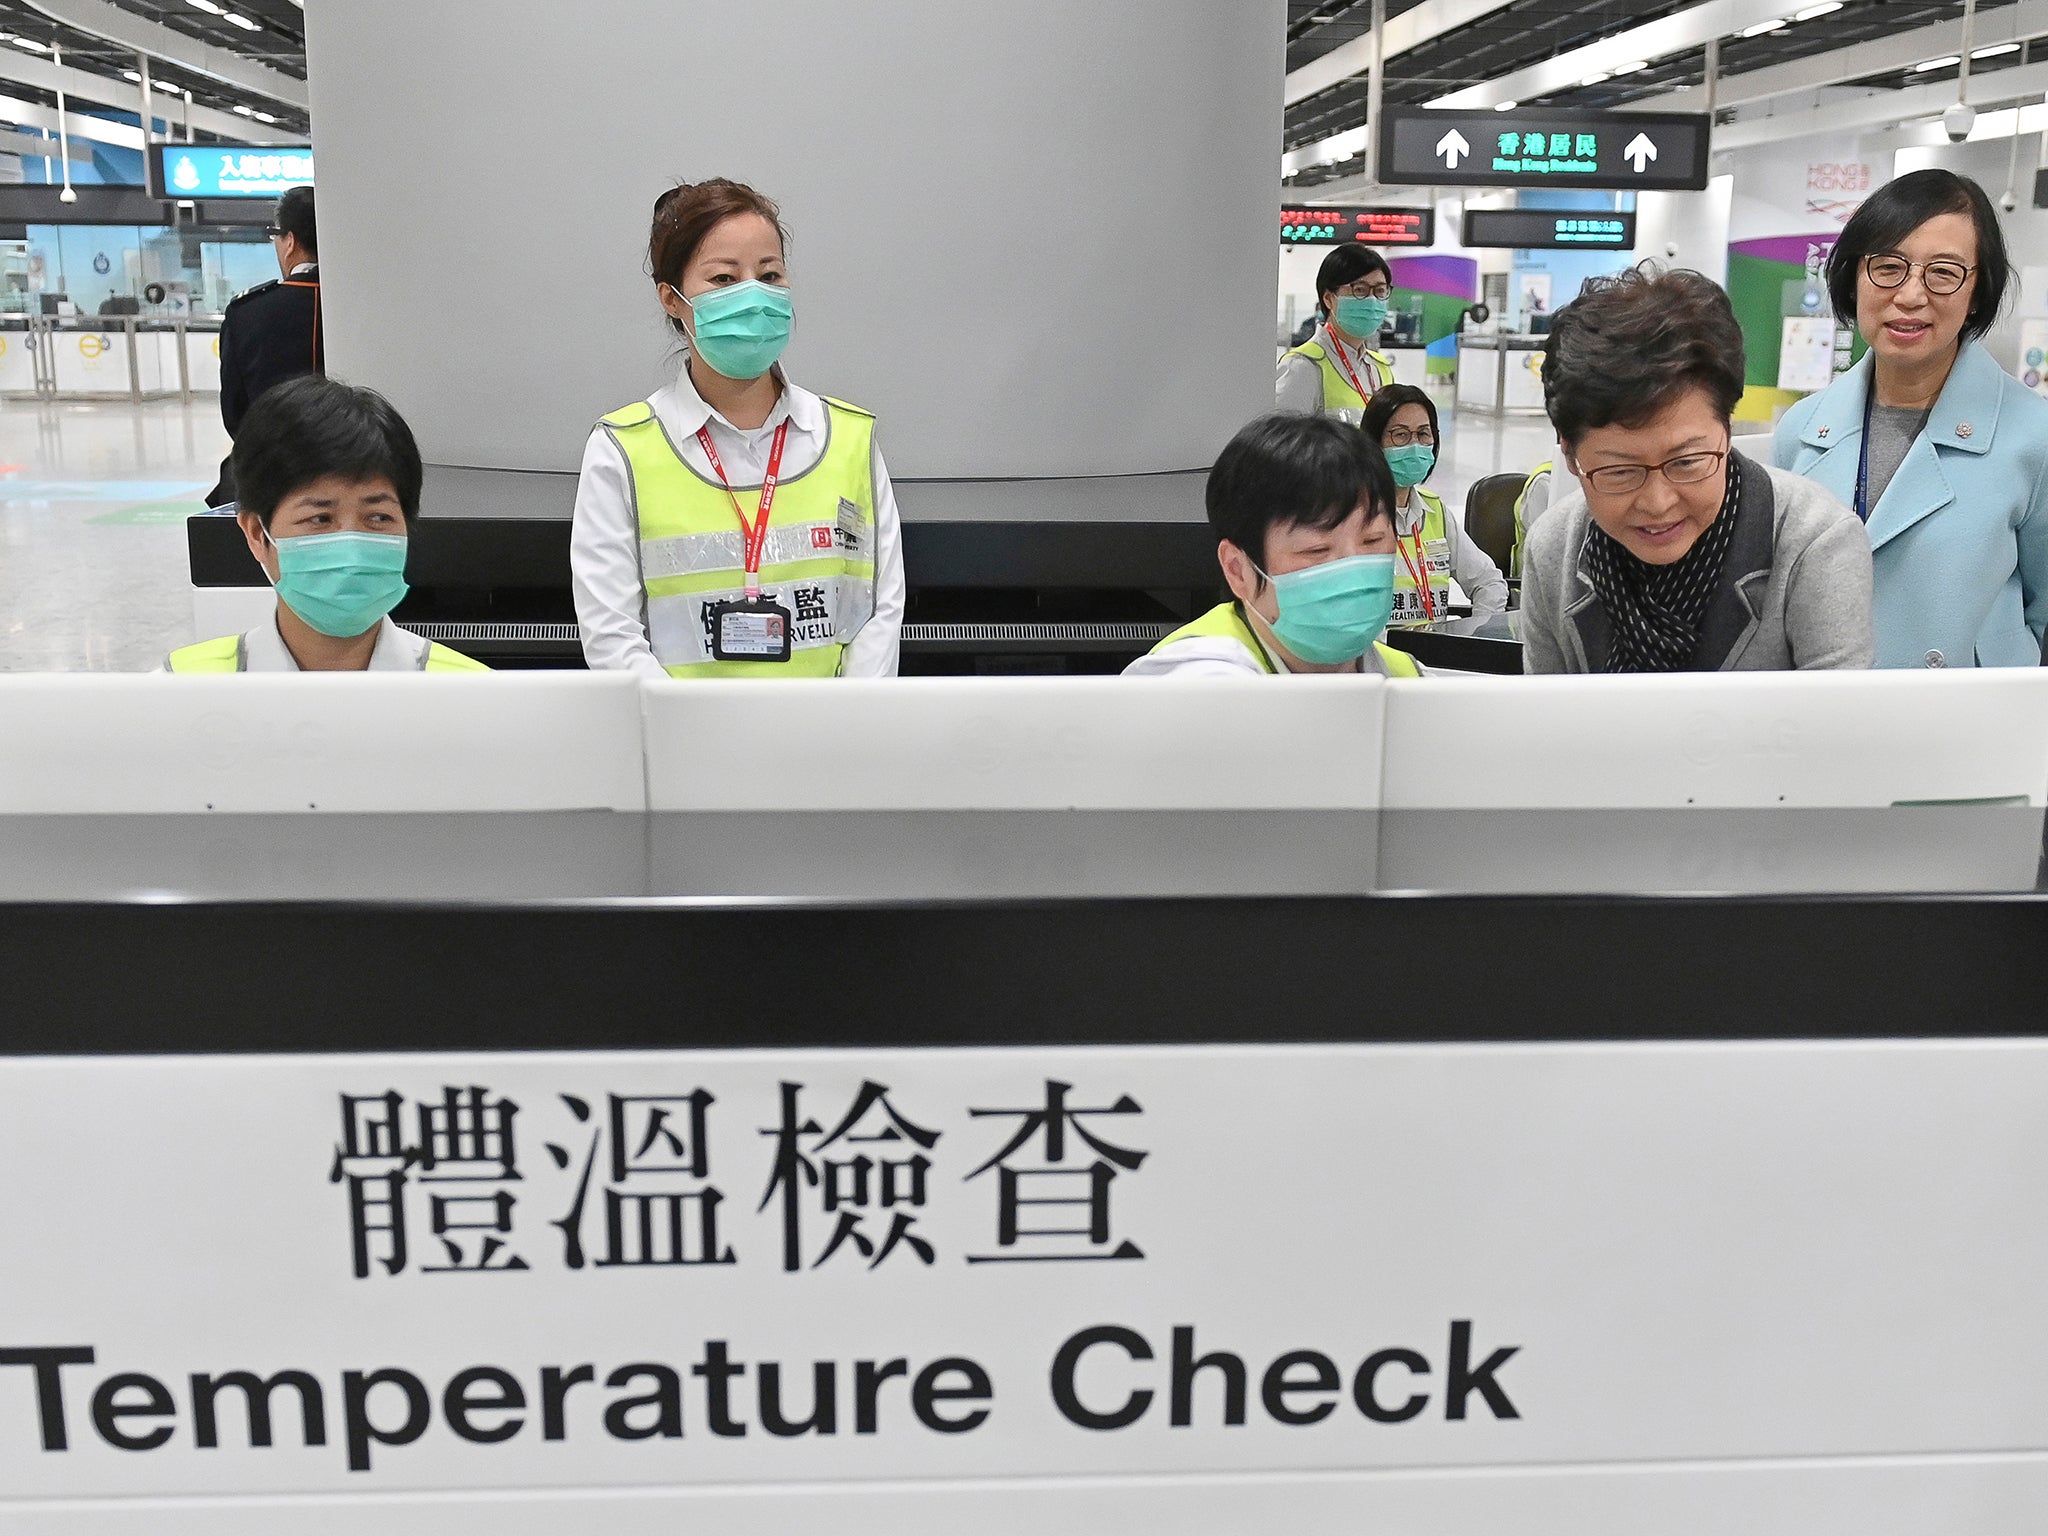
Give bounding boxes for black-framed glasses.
[1335,279,1391,300]
[1383,427,1435,447]
[1577,448,1727,496]
[1865,254,1973,296]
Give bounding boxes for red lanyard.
[1326,331,1376,404]
[1398,526,1438,622]
[695,420,789,598]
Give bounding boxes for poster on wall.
[1803,160,1873,226]
[1778,316,1839,393]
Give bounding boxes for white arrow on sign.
[1624,133,1659,174]
[1436,129,1472,170]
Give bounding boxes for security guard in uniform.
[166,376,487,674]
[206,184,324,508]
[1361,384,1509,625]
[1275,244,1396,423]
[572,177,904,676]
[1128,414,1422,679]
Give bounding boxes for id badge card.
[708,596,793,663]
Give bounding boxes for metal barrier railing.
[7,313,223,403]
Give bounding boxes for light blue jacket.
[1773,341,2048,668]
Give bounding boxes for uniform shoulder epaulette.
[226,278,280,308]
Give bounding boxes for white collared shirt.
[160,612,434,671]
[571,358,906,677]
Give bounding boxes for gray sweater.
[1521,455,1875,673]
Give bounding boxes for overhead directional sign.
[1280,205,1436,247]
[1462,208,1638,251]
[146,143,314,201]
[1377,108,1711,192]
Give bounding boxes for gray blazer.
[1521,455,1875,673]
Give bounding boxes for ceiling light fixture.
[11,36,49,52]
[152,78,180,93]
[1913,54,1963,71]
[1495,99,1519,111]
[224,12,259,29]
[1793,1,1843,17]
[230,103,253,115]
[1580,70,1610,86]
[1971,41,2019,58]
[1609,60,1650,75]
[1739,18,1787,36]
[122,68,140,82]
[186,0,225,13]
[252,110,276,123]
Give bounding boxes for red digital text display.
[1281,207,1434,247]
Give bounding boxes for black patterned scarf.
[1582,462,1742,673]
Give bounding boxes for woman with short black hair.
[1775,168,2048,668]
[1360,383,1508,623]
[1276,244,1396,421]
[1522,265,1873,673]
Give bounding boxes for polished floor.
[0,394,1560,675]
[0,397,228,673]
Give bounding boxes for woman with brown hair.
[571,177,904,676]
[1521,265,1872,673]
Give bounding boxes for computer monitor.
[641,677,1388,811]
[0,673,647,814]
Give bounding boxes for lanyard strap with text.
[1327,332,1376,405]
[1399,529,1438,622]
[696,420,789,598]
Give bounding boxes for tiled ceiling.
[1284,0,2028,187]
[0,0,307,140]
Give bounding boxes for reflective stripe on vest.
[166,633,489,672]
[1153,601,1419,678]
[1390,488,1452,628]
[1287,339,1391,415]
[601,397,878,678]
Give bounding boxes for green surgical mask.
[1384,443,1435,488]
[268,530,410,638]
[1253,553,1397,664]
[1333,294,1388,338]
[683,278,793,380]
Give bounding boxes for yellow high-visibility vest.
[599,397,877,678]
[1288,337,1393,415]
[165,633,489,672]
[1153,601,1420,677]
[1390,487,1452,628]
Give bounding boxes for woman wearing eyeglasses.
[1774,170,2048,669]
[1276,244,1396,422]
[1360,383,1508,623]
[1521,266,1872,674]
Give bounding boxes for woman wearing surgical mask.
[162,375,487,673]
[1126,413,1422,679]
[1276,245,1396,423]
[571,178,904,676]
[1361,384,1508,624]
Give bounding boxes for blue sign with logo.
[149,144,313,201]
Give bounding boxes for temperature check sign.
[1376,108,1710,192]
